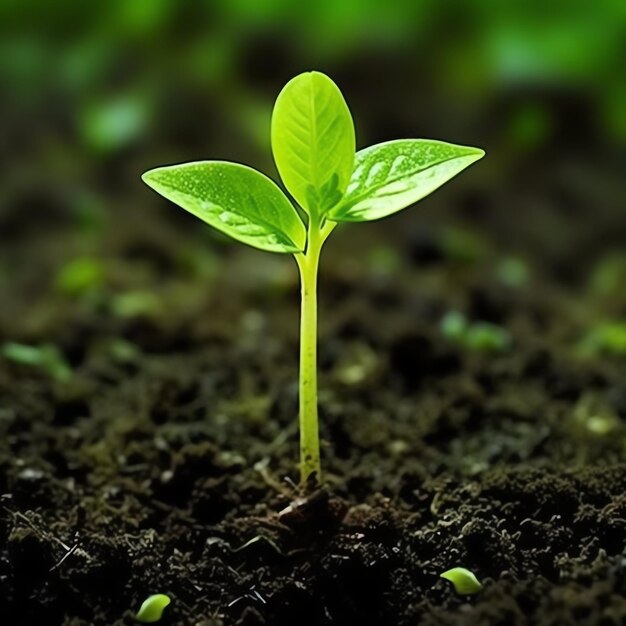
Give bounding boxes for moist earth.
[1,185,625,625]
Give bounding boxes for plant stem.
[296,214,324,486]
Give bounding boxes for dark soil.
[1,169,625,625]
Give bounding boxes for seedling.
[440,567,483,595]
[1,342,72,383]
[135,594,171,623]
[142,71,484,485]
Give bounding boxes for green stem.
[295,214,328,486]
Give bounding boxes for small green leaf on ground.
[578,320,626,356]
[135,594,171,623]
[465,322,511,352]
[440,311,468,342]
[143,161,306,254]
[1,342,72,383]
[56,257,104,296]
[440,567,483,595]
[440,312,511,353]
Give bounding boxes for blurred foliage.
[578,321,626,357]
[495,256,530,288]
[572,392,621,437]
[440,311,512,353]
[0,0,624,315]
[440,226,490,264]
[588,253,626,298]
[55,257,105,296]
[1,0,625,156]
[1,341,72,382]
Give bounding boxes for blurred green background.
[0,0,625,339]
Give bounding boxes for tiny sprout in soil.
[142,71,484,486]
[135,594,171,623]
[1,342,72,383]
[440,567,483,595]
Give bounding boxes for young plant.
[1,342,72,383]
[134,594,171,623]
[142,71,484,486]
[440,567,483,595]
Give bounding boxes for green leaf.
[271,71,355,214]
[328,139,485,222]
[2,342,72,383]
[440,567,483,595]
[135,594,171,623]
[142,162,306,254]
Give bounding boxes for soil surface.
[1,156,625,626]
